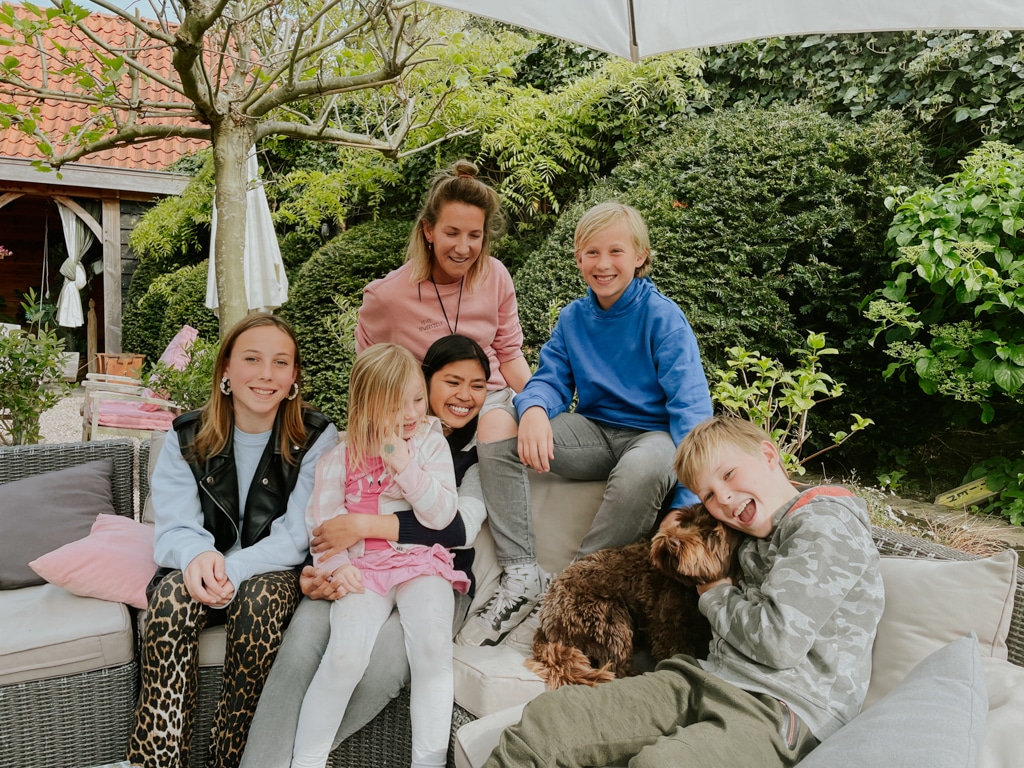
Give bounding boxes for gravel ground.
[38,387,88,444]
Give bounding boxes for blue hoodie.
[515,277,712,507]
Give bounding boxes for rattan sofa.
[2,438,1022,768]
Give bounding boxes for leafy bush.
[515,106,934,461]
[143,335,218,412]
[128,152,213,272]
[282,220,412,424]
[0,292,71,445]
[709,332,873,475]
[703,31,1024,171]
[866,142,1024,424]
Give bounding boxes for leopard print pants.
[126,568,301,768]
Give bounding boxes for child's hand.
[183,550,235,607]
[518,406,554,472]
[300,565,345,601]
[696,576,733,596]
[381,429,412,474]
[330,564,364,597]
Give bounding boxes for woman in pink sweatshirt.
[354,159,530,447]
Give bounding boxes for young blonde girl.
[291,343,465,768]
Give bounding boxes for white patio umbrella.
[431,0,1024,62]
[205,147,289,315]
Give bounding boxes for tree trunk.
[210,123,256,338]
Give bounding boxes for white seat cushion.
[0,582,133,685]
[453,645,544,719]
[454,703,526,768]
[981,656,1024,768]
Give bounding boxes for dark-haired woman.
[126,314,338,768]
[240,334,491,768]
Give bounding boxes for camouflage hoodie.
[697,486,885,740]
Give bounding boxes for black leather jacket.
[173,407,332,553]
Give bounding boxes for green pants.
[484,655,819,768]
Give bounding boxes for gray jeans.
[240,592,470,768]
[478,413,676,567]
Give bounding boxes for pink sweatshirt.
[355,258,525,390]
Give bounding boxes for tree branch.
[45,123,212,166]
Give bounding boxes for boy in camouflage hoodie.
[483,415,884,768]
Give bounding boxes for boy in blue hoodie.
[457,201,713,648]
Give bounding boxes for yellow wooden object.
[935,477,998,508]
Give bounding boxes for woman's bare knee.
[477,407,518,443]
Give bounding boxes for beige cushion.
[464,471,605,621]
[865,549,1018,708]
[981,656,1024,768]
[454,473,605,717]
[978,655,1024,768]
[0,582,133,685]
[454,703,525,768]
[453,645,544,719]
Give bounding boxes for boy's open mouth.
[737,499,756,526]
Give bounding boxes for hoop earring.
[219,376,232,396]
[287,382,299,401]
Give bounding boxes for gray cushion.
[0,459,116,588]
[800,633,987,768]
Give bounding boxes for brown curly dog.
[526,503,741,689]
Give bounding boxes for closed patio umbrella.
[205,147,289,315]
[430,0,1024,62]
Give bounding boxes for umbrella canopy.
[431,0,1024,61]
[205,148,289,315]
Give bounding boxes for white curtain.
[205,147,289,315]
[55,201,96,328]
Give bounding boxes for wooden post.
[101,197,122,352]
[87,298,97,373]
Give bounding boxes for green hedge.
[282,219,413,426]
[515,105,937,461]
[123,263,218,365]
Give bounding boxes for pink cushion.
[158,324,199,369]
[29,514,157,609]
[140,325,199,411]
[97,399,176,430]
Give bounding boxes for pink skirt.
[352,543,470,596]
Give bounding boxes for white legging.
[291,575,455,768]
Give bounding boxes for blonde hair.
[573,201,652,278]
[192,314,307,465]
[674,415,778,494]
[406,159,506,291]
[346,343,427,469]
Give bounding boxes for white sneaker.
[501,571,552,656]
[455,567,544,647]
[501,599,543,657]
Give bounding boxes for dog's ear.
[649,531,682,581]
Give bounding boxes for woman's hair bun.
[451,159,478,179]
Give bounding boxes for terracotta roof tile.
[0,6,208,170]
